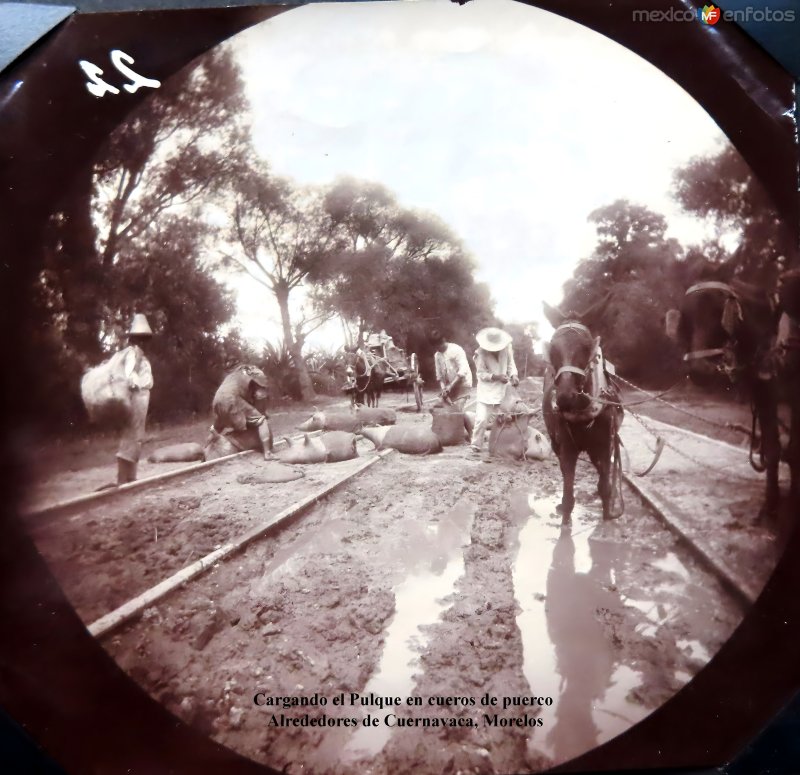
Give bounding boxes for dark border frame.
[0,2,797,772]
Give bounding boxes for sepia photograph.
[7,0,799,773]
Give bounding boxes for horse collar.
[685,281,737,298]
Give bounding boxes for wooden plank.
[87,448,395,639]
[623,474,756,607]
[25,431,322,520]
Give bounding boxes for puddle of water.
[254,518,349,590]
[341,555,466,760]
[677,638,712,664]
[591,664,648,741]
[312,501,476,766]
[510,491,669,765]
[622,597,676,639]
[652,553,691,581]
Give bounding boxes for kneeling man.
[209,364,274,459]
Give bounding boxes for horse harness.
[681,280,794,381]
[548,321,625,518]
[549,321,620,428]
[682,280,786,473]
[682,282,745,366]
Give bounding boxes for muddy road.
[25,397,745,775]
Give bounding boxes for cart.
[342,332,424,411]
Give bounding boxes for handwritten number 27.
[79,50,161,98]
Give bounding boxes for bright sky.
[224,0,729,349]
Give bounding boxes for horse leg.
[556,442,578,525]
[755,379,781,523]
[589,443,613,521]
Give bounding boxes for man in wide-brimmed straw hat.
[116,313,154,484]
[469,327,518,460]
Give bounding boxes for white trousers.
[470,401,499,449]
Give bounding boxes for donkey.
[344,347,387,408]
[666,262,789,521]
[542,297,624,524]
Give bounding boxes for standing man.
[470,327,519,460]
[209,364,274,460]
[116,313,154,484]
[429,330,473,408]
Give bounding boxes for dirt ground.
[23,387,747,774]
[617,378,791,449]
[20,398,345,513]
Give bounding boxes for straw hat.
[128,313,153,337]
[476,327,512,352]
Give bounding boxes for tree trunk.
[275,285,316,402]
[58,164,103,364]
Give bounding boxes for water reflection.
[337,500,475,763]
[512,493,650,764]
[545,530,618,760]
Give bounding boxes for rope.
[592,375,686,408]
[490,412,533,460]
[609,372,754,437]
[625,408,756,480]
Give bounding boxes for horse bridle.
[549,320,615,431]
[682,282,742,363]
[550,322,596,383]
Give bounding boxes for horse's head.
[343,346,361,374]
[666,264,747,386]
[543,295,607,414]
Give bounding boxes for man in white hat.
[116,313,154,484]
[469,327,519,459]
[208,364,274,460]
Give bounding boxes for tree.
[94,46,249,269]
[311,177,495,373]
[28,46,253,428]
[561,200,685,382]
[672,146,787,282]
[107,215,241,419]
[223,165,338,401]
[563,200,681,312]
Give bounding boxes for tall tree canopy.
[672,145,787,281]
[560,200,685,382]
[311,177,495,364]
[223,164,339,401]
[30,46,252,427]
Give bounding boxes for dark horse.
[667,262,799,521]
[542,298,624,525]
[344,347,387,408]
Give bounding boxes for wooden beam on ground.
[622,474,756,608]
[87,449,395,639]
[24,431,323,520]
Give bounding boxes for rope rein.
[608,372,753,436]
[624,406,756,480]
